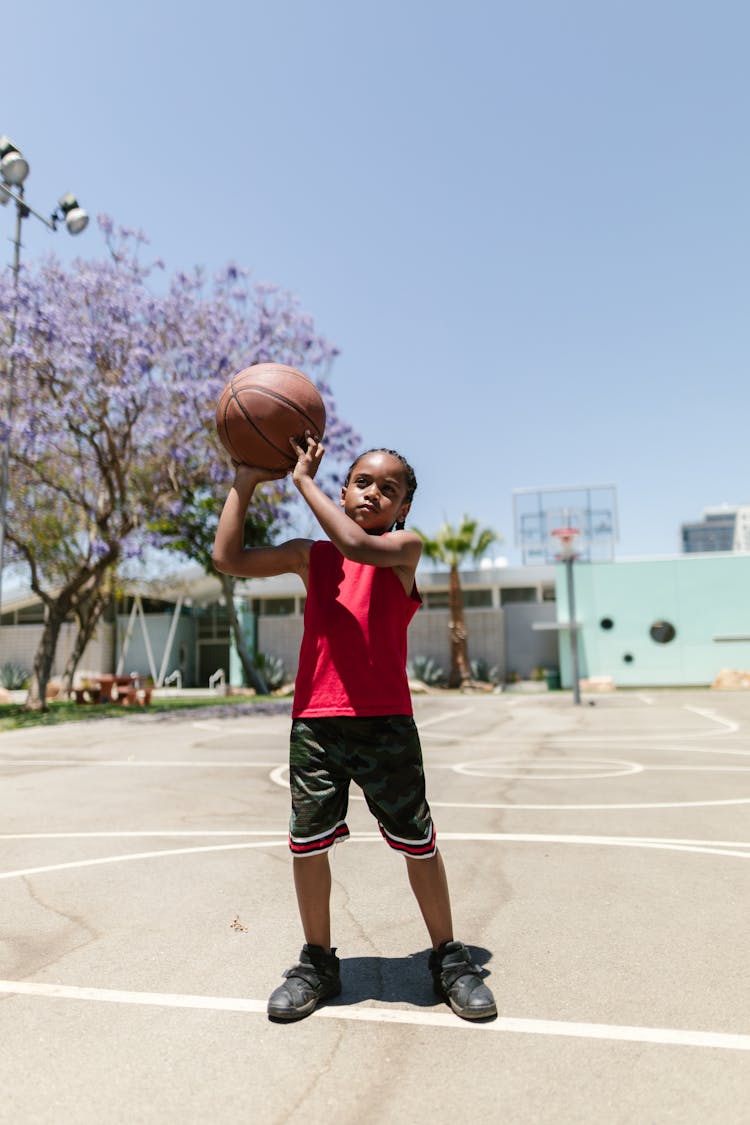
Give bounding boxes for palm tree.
[414,516,501,688]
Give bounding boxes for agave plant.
[0,662,30,690]
[407,655,446,687]
[469,658,500,685]
[253,652,286,692]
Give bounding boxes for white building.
[0,562,559,689]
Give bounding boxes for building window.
[197,604,229,640]
[463,589,493,608]
[424,591,450,609]
[259,598,296,617]
[422,589,494,609]
[650,620,676,644]
[500,587,536,605]
[17,604,46,624]
[542,587,556,601]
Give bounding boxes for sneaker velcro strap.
[283,965,324,988]
[441,961,484,989]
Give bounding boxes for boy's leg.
[267,853,340,1021]
[405,850,454,949]
[407,852,497,1022]
[293,852,332,951]
[268,719,347,1021]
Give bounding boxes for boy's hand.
[290,432,325,487]
[232,461,287,490]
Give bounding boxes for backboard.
[513,483,618,564]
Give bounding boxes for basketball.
[215,363,326,470]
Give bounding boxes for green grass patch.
[0,694,288,731]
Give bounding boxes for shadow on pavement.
[330,945,495,1008]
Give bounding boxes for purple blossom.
[1,215,361,589]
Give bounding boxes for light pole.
[0,136,89,623]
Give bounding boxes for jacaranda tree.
[149,259,360,692]
[0,218,359,709]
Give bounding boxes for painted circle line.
[268,763,750,811]
[451,758,644,781]
[3,831,750,884]
[3,824,749,1050]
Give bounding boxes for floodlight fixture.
[0,136,90,625]
[0,137,30,186]
[55,192,89,235]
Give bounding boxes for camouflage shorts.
[288,715,437,860]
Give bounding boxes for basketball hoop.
[552,527,583,704]
[551,526,579,561]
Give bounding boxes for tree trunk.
[60,579,114,696]
[448,565,471,688]
[217,571,269,694]
[23,549,122,711]
[25,608,67,712]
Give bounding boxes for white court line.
[451,757,644,780]
[3,830,749,852]
[13,757,750,809]
[423,730,736,746]
[645,765,750,773]
[0,839,289,881]
[190,708,475,738]
[1,979,748,1052]
[415,707,476,729]
[266,760,750,810]
[428,796,750,810]
[684,706,740,733]
[550,706,740,745]
[191,721,287,732]
[270,764,289,788]
[0,831,290,840]
[553,743,750,759]
[435,833,750,859]
[3,832,749,883]
[0,760,283,769]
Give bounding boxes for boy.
[212,436,496,1022]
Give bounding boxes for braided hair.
[343,448,418,530]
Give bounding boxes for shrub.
[470,658,500,684]
[0,662,30,690]
[407,655,446,687]
[253,652,286,692]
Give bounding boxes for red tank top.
[292,540,421,718]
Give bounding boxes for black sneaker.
[428,940,497,1020]
[267,944,342,1021]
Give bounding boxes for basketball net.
[551,526,579,561]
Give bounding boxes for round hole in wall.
[650,620,676,644]
[600,617,614,630]
[623,653,634,663]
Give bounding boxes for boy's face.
[341,451,411,534]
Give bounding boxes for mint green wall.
[556,555,750,687]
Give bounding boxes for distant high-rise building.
[681,505,750,554]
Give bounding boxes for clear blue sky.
[4,0,749,564]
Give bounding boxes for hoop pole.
[565,554,581,705]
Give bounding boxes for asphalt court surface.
[1,689,749,1124]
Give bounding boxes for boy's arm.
[212,464,312,582]
[292,440,422,572]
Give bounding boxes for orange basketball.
[215,363,326,470]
